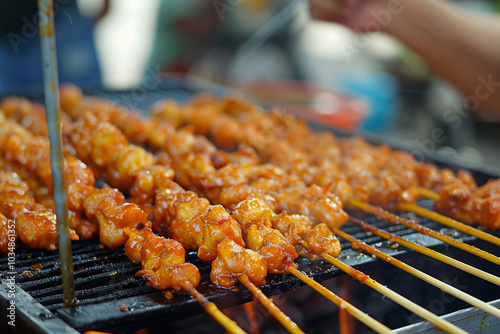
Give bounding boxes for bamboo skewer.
[398,202,500,247]
[348,199,500,265]
[319,253,468,334]
[413,186,440,201]
[286,267,392,334]
[333,227,500,319]
[349,217,500,286]
[237,275,305,334]
[181,281,247,334]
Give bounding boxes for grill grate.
[1,77,500,333]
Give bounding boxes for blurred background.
[1,0,499,170]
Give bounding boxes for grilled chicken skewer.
[0,113,200,291]
[63,104,405,334]
[81,106,494,330]
[1,91,476,334]
[64,107,343,265]
[0,96,341,287]
[52,88,500,288]
[65,112,402,333]
[147,93,500,231]
[61,96,499,270]
[51,88,351,231]
[6,88,498,230]
[50,86,500,232]
[0,111,203,291]
[123,98,468,334]
[0,103,306,334]
[0,111,249,333]
[0,114,98,240]
[85,92,500,269]
[70,93,500,310]
[4,90,497,270]
[66,109,348,333]
[9,89,494,268]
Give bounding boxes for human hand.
[309,0,394,33]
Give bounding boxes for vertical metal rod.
[38,0,77,308]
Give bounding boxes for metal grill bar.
[38,0,76,308]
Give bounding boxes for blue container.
[336,71,399,133]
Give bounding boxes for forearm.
[383,0,500,120]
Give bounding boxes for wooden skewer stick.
[349,199,500,266]
[413,186,440,201]
[398,202,500,247]
[286,267,392,334]
[333,227,500,319]
[349,217,500,286]
[181,281,247,334]
[237,275,305,334]
[319,252,467,334]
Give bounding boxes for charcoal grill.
[1,76,500,333]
